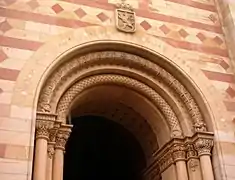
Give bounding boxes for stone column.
[172,144,189,180]
[52,124,72,180]
[47,142,55,180]
[186,144,202,180]
[47,121,61,180]
[33,119,54,180]
[194,138,214,180]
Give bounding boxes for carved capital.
[194,138,213,156]
[36,119,54,140]
[171,144,186,162]
[47,142,55,159]
[186,144,197,159]
[55,124,73,151]
[49,121,62,142]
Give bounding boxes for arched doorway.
[33,42,215,180]
[64,115,146,180]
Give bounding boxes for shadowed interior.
[63,115,146,180]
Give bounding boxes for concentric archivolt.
[57,74,182,137]
[37,51,207,137]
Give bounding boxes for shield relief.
[115,1,136,33]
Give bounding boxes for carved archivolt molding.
[37,51,206,134]
[57,74,183,137]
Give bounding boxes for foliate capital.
[171,144,186,162]
[186,144,197,159]
[36,119,54,140]
[194,138,213,156]
[55,124,73,150]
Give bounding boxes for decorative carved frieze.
[36,112,57,121]
[149,132,213,173]
[55,124,73,151]
[115,0,136,33]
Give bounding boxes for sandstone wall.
[0,0,235,180]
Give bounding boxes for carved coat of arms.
[115,0,136,33]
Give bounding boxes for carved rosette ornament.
[171,144,186,162]
[194,138,213,156]
[55,124,73,151]
[115,0,136,33]
[36,119,54,140]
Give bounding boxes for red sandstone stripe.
[63,0,222,34]
[202,70,235,83]
[63,0,114,10]
[0,68,20,81]
[159,37,228,57]
[137,10,222,33]
[0,103,11,117]
[0,36,42,51]
[0,7,94,28]
[165,0,216,12]
[224,101,235,112]
[0,143,6,158]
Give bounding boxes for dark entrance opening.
[64,115,146,180]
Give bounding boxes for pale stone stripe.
[0,158,28,174]
[0,117,31,133]
[2,47,34,60]
[24,21,72,35]
[0,130,31,146]
[0,92,12,104]
[193,0,215,5]
[10,105,33,120]
[215,131,235,143]
[4,29,47,43]
[0,58,27,71]
[0,173,27,180]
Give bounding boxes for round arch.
[12,26,228,180]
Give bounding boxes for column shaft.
[33,138,48,180]
[199,155,214,180]
[52,149,64,180]
[52,124,72,180]
[33,119,54,180]
[47,157,53,180]
[194,137,214,180]
[176,161,189,180]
